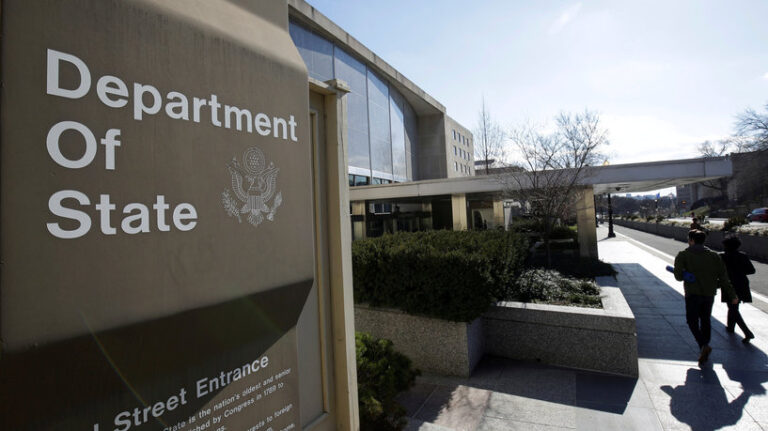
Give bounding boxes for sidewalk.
[400,231,768,430]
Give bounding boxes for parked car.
[746,207,768,222]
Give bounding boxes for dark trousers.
[727,302,753,337]
[685,294,714,349]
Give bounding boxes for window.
[367,70,392,176]
[454,146,457,156]
[390,89,406,180]
[352,175,369,187]
[289,22,333,82]
[453,130,456,140]
[334,48,370,172]
[454,161,458,171]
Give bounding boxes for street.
[598,224,768,312]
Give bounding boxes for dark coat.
[720,251,756,302]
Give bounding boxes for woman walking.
[721,236,756,343]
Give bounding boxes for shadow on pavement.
[399,355,639,429]
[661,365,755,431]
[616,262,768,430]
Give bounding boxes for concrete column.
[451,194,468,231]
[321,79,359,430]
[493,200,505,229]
[421,202,433,230]
[575,187,598,259]
[351,201,366,240]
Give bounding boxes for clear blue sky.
[305,0,768,170]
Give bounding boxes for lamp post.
[607,192,615,238]
[603,161,616,238]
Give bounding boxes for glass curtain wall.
[367,70,392,179]
[290,20,417,183]
[389,89,407,182]
[333,49,370,173]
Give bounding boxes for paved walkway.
[400,231,768,430]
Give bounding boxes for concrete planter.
[614,219,768,261]
[483,278,638,377]
[354,305,484,377]
[355,279,638,377]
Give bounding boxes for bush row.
[352,230,528,322]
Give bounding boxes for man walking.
[674,230,738,363]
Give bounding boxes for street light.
[604,161,616,238]
[607,191,616,238]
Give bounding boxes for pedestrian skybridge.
[347,156,732,258]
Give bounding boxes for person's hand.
[732,298,740,305]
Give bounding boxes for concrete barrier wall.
[613,220,768,261]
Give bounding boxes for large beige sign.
[1,1,315,430]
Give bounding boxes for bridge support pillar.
[576,187,599,259]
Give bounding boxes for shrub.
[527,254,616,279]
[655,215,664,223]
[353,230,528,322]
[550,225,577,240]
[724,215,748,231]
[356,332,419,431]
[509,220,576,238]
[554,256,616,278]
[508,218,541,234]
[508,269,602,308]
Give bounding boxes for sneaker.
[743,334,755,344]
[698,345,712,363]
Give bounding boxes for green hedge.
[356,332,419,431]
[508,219,577,241]
[352,230,528,322]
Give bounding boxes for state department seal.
[222,146,282,227]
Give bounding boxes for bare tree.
[474,98,506,174]
[735,102,768,152]
[503,110,609,266]
[698,139,730,158]
[556,110,609,168]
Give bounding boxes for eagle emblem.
[222,146,282,227]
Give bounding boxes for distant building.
[676,150,768,209]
